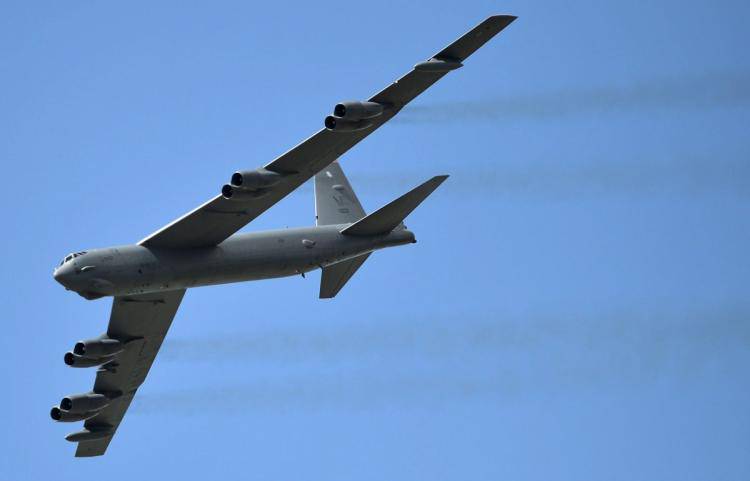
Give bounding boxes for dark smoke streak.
[160,307,750,363]
[286,154,750,199]
[133,307,750,415]
[340,157,750,198]
[393,72,750,123]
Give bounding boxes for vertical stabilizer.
[315,162,366,226]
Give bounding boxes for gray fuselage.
[53,225,415,299]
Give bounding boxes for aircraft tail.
[340,175,449,236]
[315,162,371,298]
[313,163,448,298]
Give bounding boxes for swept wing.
[139,15,516,249]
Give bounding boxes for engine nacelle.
[59,392,112,414]
[73,337,123,358]
[230,168,283,190]
[221,184,271,201]
[324,116,373,132]
[64,351,113,368]
[333,101,384,121]
[50,406,98,422]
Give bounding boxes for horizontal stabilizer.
[341,175,448,236]
[320,253,371,298]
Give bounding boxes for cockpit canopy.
[59,251,87,266]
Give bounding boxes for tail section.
[313,162,448,298]
[315,161,366,226]
[341,175,449,236]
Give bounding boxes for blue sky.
[2,1,749,479]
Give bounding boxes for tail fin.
[315,161,366,226]
[314,164,448,298]
[341,175,449,236]
[315,162,372,298]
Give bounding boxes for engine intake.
[73,337,123,358]
[50,406,98,422]
[333,101,384,121]
[230,168,283,190]
[59,392,113,414]
[324,116,373,132]
[221,184,271,201]
[64,351,114,368]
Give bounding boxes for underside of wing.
[60,290,186,457]
[138,15,516,249]
[74,393,135,457]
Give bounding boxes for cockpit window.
[59,251,87,266]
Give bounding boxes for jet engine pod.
[64,351,113,368]
[333,101,384,121]
[324,116,373,132]
[221,184,271,201]
[230,168,283,190]
[50,406,98,422]
[73,337,123,358]
[59,392,112,414]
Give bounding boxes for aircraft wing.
[72,289,186,457]
[139,15,516,249]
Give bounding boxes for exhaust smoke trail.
[286,155,750,199]
[133,306,750,415]
[341,157,750,198]
[393,72,750,123]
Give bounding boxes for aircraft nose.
[53,263,73,287]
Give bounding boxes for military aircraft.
[50,15,516,457]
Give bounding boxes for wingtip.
[488,14,518,26]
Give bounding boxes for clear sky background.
[2,1,749,479]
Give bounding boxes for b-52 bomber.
[50,15,517,456]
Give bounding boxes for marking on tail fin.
[315,162,366,226]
